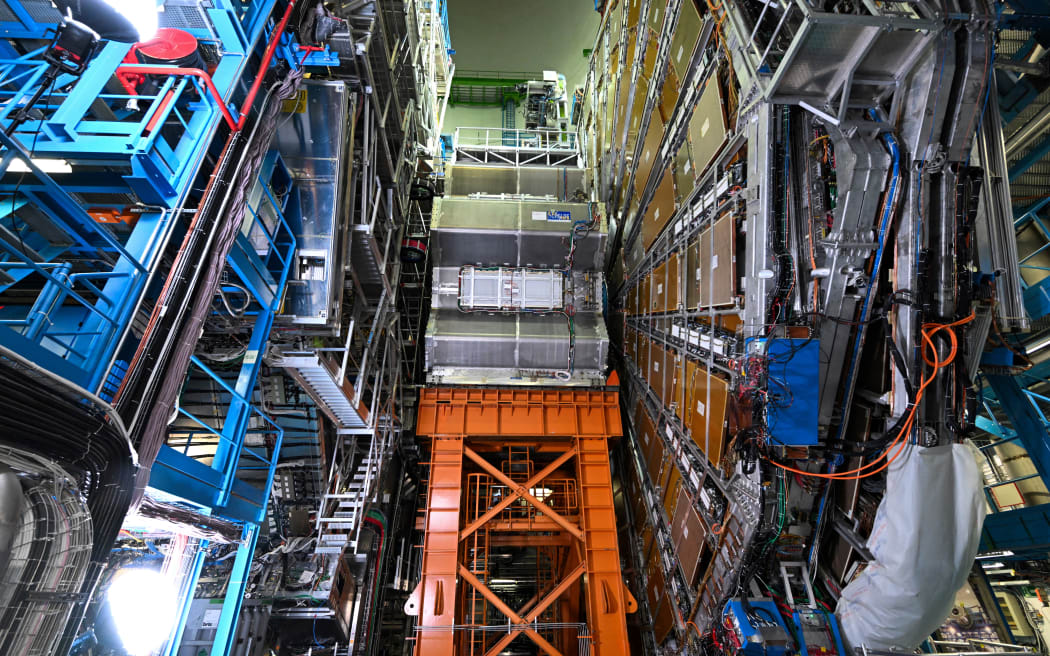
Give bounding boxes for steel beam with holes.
[409,386,635,656]
[407,435,464,654]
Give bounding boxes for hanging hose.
[361,510,388,654]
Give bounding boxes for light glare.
[107,568,178,656]
[103,0,159,42]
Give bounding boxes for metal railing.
[455,126,578,150]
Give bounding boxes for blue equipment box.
[764,337,820,446]
[723,599,793,655]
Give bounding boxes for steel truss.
[409,387,635,656]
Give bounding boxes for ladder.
[315,434,385,554]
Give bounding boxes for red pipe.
[115,66,238,129]
[236,0,298,130]
[297,45,323,68]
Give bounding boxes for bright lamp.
[52,0,159,43]
[107,568,178,656]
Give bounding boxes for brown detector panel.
[638,334,651,382]
[645,552,665,611]
[662,464,681,517]
[636,113,663,195]
[653,594,675,644]
[650,261,667,314]
[627,0,642,26]
[670,0,704,79]
[641,523,655,565]
[628,463,647,526]
[641,412,664,486]
[642,169,676,252]
[624,326,637,362]
[616,62,631,137]
[688,77,729,178]
[628,73,649,149]
[688,214,736,308]
[639,273,651,316]
[671,488,707,586]
[660,64,680,124]
[683,360,729,466]
[649,342,668,406]
[674,139,695,204]
[649,438,667,498]
[667,346,684,413]
[642,31,658,79]
[608,3,622,48]
[604,75,617,148]
[665,252,682,312]
[647,0,665,32]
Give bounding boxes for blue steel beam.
[143,152,296,652]
[981,502,1050,554]
[161,542,209,656]
[209,525,260,656]
[1014,196,1050,229]
[1022,275,1050,318]
[1009,132,1050,181]
[985,374,1050,487]
[0,0,279,207]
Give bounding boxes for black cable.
[0,353,135,655]
[752,606,779,625]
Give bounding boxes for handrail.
[116,66,237,130]
[454,126,578,150]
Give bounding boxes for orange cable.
[768,311,975,480]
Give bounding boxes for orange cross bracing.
[406,387,637,656]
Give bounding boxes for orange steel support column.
[407,435,464,654]
[577,435,634,655]
[412,387,634,656]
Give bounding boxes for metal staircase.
[418,0,454,156]
[315,429,391,554]
[280,353,369,430]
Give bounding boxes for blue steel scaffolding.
[0,0,279,393]
[977,4,1050,564]
[0,1,334,653]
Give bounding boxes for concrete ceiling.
[446,0,600,94]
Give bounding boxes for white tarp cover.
[835,440,987,650]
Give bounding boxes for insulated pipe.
[0,466,24,582]
[1004,103,1050,160]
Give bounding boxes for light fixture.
[7,159,72,174]
[528,487,553,501]
[490,579,517,585]
[1026,334,1050,355]
[981,562,1005,569]
[991,579,1031,586]
[977,550,1014,559]
[985,568,1017,576]
[107,568,178,656]
[52,0,159,43]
